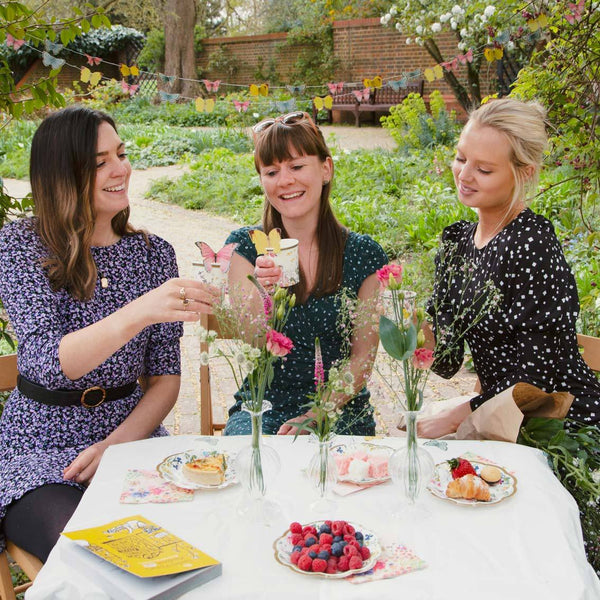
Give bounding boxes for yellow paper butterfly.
[195,97,215,113]
[120,64,139,77]
[249,229,281,255]
[424,64,444,82]
[527,13,548,32]
[249,83,269,97]
[80,67,101,87]
[313,95,334,111]
[484,46,504,62]
[363,76,383,89]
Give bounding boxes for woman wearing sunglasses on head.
[224,112,388,436]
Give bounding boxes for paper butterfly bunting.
[121,81,139,96]
[352,89,370,102]
[42,52,65,70]
[286,84,306,95]
[159,90,180,103]
[527,13,548,32]
[195,242,238,273]
[44,39,63,55]
[80,67,102,87]
[85,54,102,66]
[484,46,504,62]
[233,100,250,113]
[202,79,221,93]
[313,95,333,111]
[275,99,297,113]
[441,58,459,73]
[195,97,215,113]
[458,49,474,64]
[249,229,281,255]
[120,64,139,77]
[159,73,175,84]
[327,82,344,94]
[363,76,382,89]
[249,83,269,97]
[6,34,25,50]
[424,64,444,82]
[566,0,585,23]
[388,78,408,91]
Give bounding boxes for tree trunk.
[163,0,199,97]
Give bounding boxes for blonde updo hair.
[467,98,548,209]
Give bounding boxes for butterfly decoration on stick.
[327,82,344,94]
[313,95,333,111]
[159,90,180,103]
[484,46,504,62]
[121,80,139,96]
[424,64,444,82]
[286,84,306,95]
[85,54,102,66]
[80,67,102,87]
[249,229,281,255]
[233,100,250,113]
[195,242,238,273]
[44,39,63,55]
[249,83,269,97]
[195,97,215,113]
[566,0,585,24]
[202,79,221,93]
[42,52,65,70]
[120,64,140,77]
[352,88,370,102]
[363,76,382,89]
[6,34,25,50]
[387,78,408,91]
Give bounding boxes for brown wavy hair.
[30,105,144,301]
[253,114,347,302]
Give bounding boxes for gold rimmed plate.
[157,449,237,490]
[331,442,394,486]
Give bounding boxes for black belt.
[17,375,137,408]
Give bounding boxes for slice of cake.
[182,454,226,486]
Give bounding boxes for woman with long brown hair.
[224,112,388,436]
[0,105,218,562]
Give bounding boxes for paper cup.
[273,238,299,287]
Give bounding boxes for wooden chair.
[0,353,43,600]
[199,313,227,435]
[578,333,600,372]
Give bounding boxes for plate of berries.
[332,442,393,485]
[273,520,381,578]
[428,457,517,505]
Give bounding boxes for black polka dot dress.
[427,209,600,424]
[223,226,388,436]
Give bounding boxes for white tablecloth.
[26,435,600,600]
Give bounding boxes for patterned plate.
[427,460,517,505]
[273,520,381,579]
[331,442,394,485]
[157,449,237,490]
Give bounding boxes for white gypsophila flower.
[200,351,210,366]
[390,6,397,15]
[431,22,442,32]
[406,36,412,44]
[416,24,423,34]
[381,14,391,25]
[415,36,423,45]
[450,18,457,30]
[196,325,208,342]
[484,5,496,18]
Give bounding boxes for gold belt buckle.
[81,386,106,408]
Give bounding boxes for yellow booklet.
[62,515,219,578]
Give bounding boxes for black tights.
[3,484,84,562]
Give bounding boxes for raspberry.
[319,533,333,546]
[337,555,350,571]
[327,556,338,567]
[348,555,363,570]
[289,522,303,534]
[360,545,371,560]
[331,521,345,536]
[343,523,355,536]
[347,539,360,550]
[324,520,332,528]
[312,558,327,573]
[290,550,301,565]
[300,546,312,555]
[325,565,337,574]
[320,543,332,553]
[297,555,312,571]
[343,534,356,543]
[343,544,359,557]
[302,525,318,537]
[290,533,303,546]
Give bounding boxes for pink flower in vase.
[266,329,294,357]
[314,337,325,387]
[412,347,434,370]
[376,264,403,290]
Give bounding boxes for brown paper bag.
[455,382,574,443]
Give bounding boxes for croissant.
[446,474,491,501]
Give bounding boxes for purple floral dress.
[0,218,183,550]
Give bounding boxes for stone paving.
[3,125,476,437]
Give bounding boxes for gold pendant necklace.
[99,272,109,288]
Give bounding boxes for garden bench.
[312,80,424,127]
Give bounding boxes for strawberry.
[448,457,477,479]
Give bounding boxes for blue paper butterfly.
[159,90,180,103]
[42,52,65,70]
[44,39,63,55]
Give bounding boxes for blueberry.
[305,536,317,547]
[319,524,331,534]
[331,543,343,557]
[355,532,364,541]
[293,545,303,553]
[317,550,330,560]
[308,550,317,559]
[333,535,342,542]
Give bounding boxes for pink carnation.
[266,329,294,357]
[412,347,434,370]
[376,264,403,290]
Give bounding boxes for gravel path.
[3,125,475,436]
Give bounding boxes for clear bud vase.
[307,437,337,514]
[389,410,434,510]
[235,400,282,524]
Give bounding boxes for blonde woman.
[420,98,600,438]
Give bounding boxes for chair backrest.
[0,354,17,393]
[199,313,226,435]
[577,333,600,372]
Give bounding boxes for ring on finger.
[182,297,191,309]
[179,286,186,299]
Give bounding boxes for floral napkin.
[120,469,194,504]
[347,543,427,584]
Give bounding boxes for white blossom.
[406,37,412,44]
[416,24,423,35]
[460,28,468,37]
[431,22,442,33]
[506,40,515,51]
[457,41,467,51]
[415,36,423,45]
[396,22,402,32]
[380,13,391,25]
[450,18,457,30]
[484,5,496,18]
[390,6,397,16]
[200,351,210,366]
[592,470,600,484]
[440,13,451,23]
[451,5,464,15]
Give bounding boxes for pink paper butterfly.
[441,57,459,73]
[202,79,221,93]
[352,88,370,102]
[566,0,585,23]
[121,81,139,96]
[195,242,238,273]
[327,82,344,94]
[233,100,250,113]
[458,49,474,64]
[85,53,102,66]
[6,34,25,50]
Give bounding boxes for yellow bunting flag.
[80,67,101,87]
[424,64,444,82]
[527,13,548,31]
[363,76,383,89]
[195,97,215,113]
[484,46,504,62]
[249,83,269,97]
[120,64,139,77]
[313,95,333,111]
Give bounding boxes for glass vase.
[382,289,417,326]
[389,410,434,508]
[307,437,337,514]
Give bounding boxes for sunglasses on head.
[252,111,315,134]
